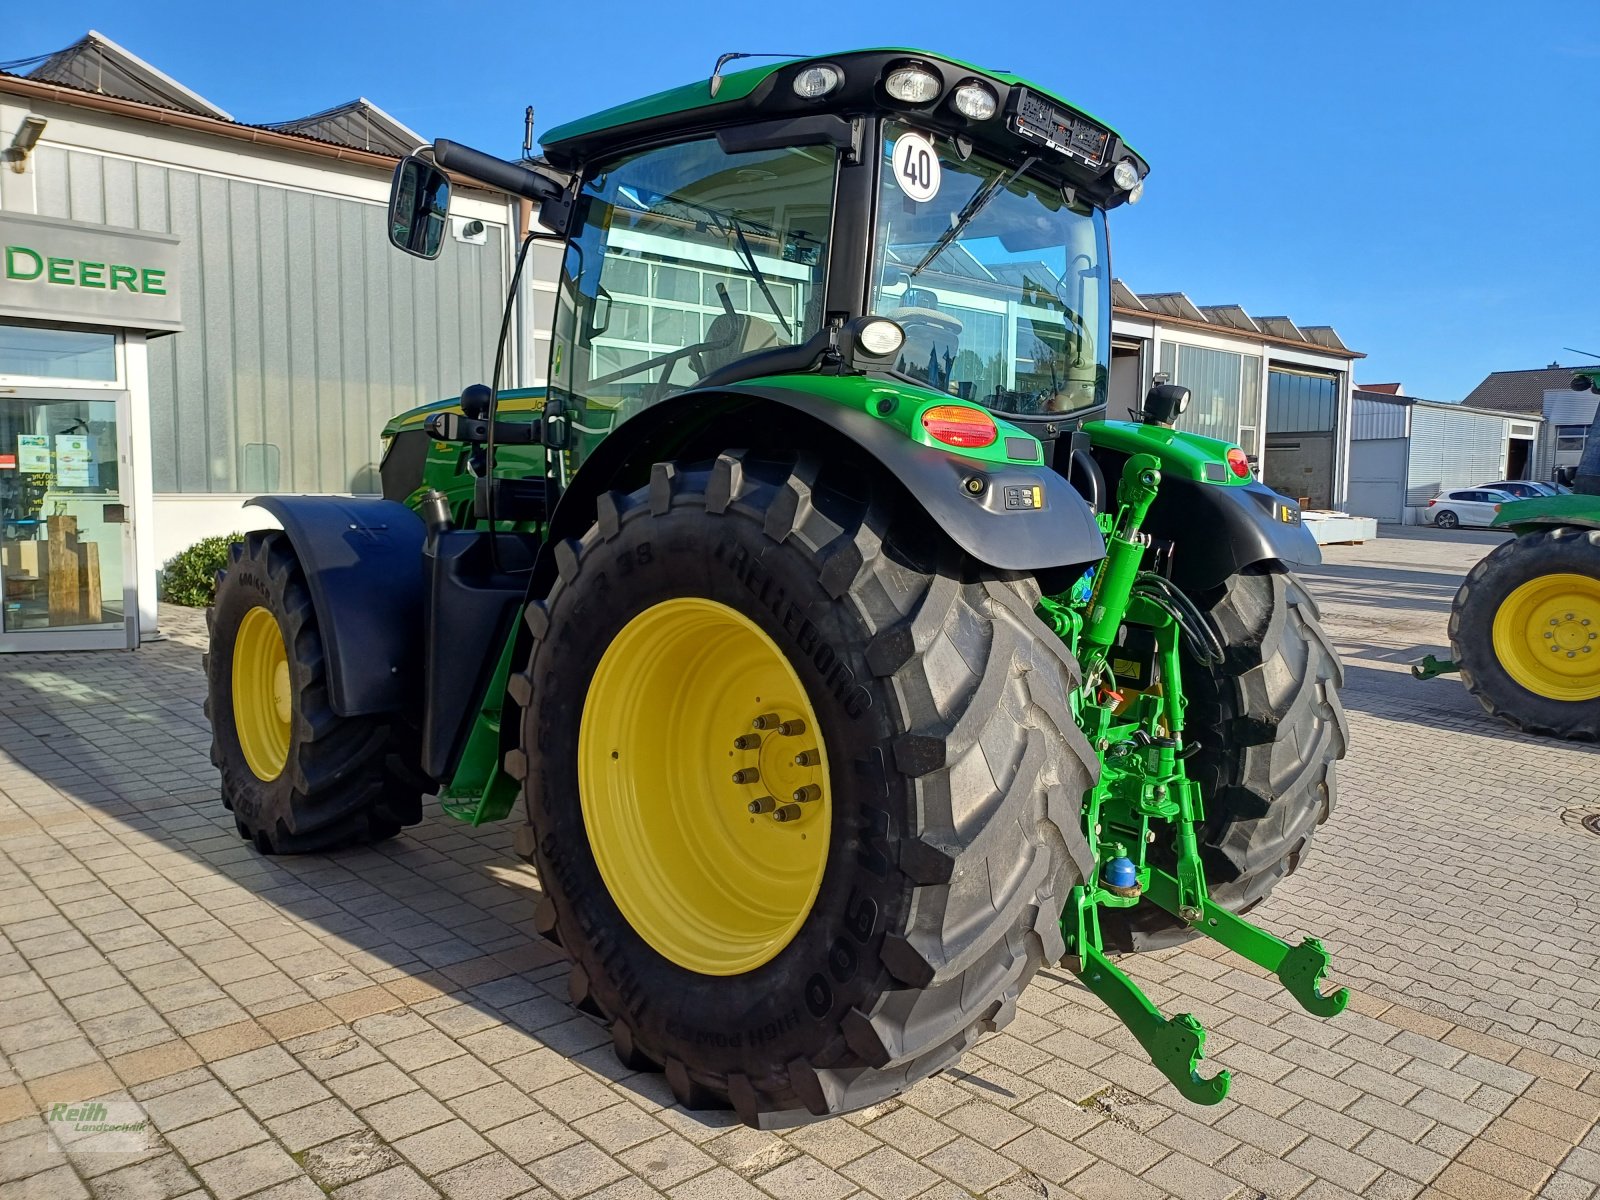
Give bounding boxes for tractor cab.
[387,50,1146,504]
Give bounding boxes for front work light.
[855,318,905,358]
[1112,158,1140,191]
[885,65,941,103]
[922,404,998,449]
[793,65,843,99]
[953,82,997,120]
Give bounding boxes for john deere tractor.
[1421,367,1600,739]
[206,50,1348,1126]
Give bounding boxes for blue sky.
[11,2,1598,400]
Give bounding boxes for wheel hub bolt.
[747,796,776,814]
[1552,618,1561,626]
[1552,644,1562,652]
[732,768,761,784]
[752,713,780,730]
[733,734,761,750]
[1546,631,1555,639]
[792,784,822,803]
[793,749,820,767]
[1569,652,1578,659]
[777,719,807,736]
[772,804,802,822]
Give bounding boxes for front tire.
[1450,527,1600,740]
[1102,565,1347,951]
[511,453,1097,1127]
[205,532,425,854]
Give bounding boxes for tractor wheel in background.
[1450,526,1600,740]
[1101,564,1347,952]
[205,531,426,853]
[1434,510,1460,529]
[510,452,1097,1127]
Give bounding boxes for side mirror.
[1141,382,1191,427]
[389,156,451,259]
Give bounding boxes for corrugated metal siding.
[1543,389,1599,426]
[33,145,506,493]
[1267,367,1338,433]
[1352,395,1408,440]
[1405,404,1505,505]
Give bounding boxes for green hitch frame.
[1041,453,1348,1104]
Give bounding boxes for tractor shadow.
[0,605,734,1126]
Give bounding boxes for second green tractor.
[205,49,1348,1125]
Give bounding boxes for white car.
[1426,488,1516,529]
[1477,479,1560,499]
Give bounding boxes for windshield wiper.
[719,211,793,338]
[909,155,1037,279]
[623,185,793,338]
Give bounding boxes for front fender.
[1142,476,1321,590]
[245,496,425,716]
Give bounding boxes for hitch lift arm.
[1038,454,1348,1103]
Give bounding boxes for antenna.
[709,51,809,98]
[522,105,535,160]
[1563,346,1600,361]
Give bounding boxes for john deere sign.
[0,212,182,332]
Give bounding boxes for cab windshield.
[870,121,1110,416]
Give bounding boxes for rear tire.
[511,452,1097,1127]
[1102,565,1347,951]
[1434,510,1460,529]
[205,531,426,854]
[1450,527,1600,740]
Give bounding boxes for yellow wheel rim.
[1491,573,1600,702]
[578,597,830,976]
[233,606,293,781]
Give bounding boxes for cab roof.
[540,47,1142,172]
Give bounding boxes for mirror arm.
[424,413,542,445]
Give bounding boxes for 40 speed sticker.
[892,131,941,203]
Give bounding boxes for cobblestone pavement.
[2,532,1598,1200]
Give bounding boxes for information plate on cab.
[1008,88,1110,167]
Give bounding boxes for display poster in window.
[17,434,50,473]
[54,434,97,488]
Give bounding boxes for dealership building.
[0,31,532,651]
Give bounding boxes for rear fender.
[245,496,425,717]
[532,384,1106,599]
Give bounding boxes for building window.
[0,323,118,383]
[1557,424,1588,451]
[1158,342,1257,444]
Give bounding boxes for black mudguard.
[245,496,425,717]
[537,384,1106,594]
[1142,475,1322,591]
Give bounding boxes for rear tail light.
[1225,447,1250,478]
[1494,504,1502,512]
[1427,499,1437,506]
[921,404,997,448]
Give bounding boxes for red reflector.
[1226,447,1250,478]
[921,404,997,449]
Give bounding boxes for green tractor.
[205,49,1348,1125]
[1420,367,1600,739]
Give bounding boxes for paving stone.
[396,1117,497,1176]
[165,1107,270,1164]
[1139,1151,1245,1200]
[332,1163,442,1200]
[434,1151,539,1200]
[192,1140,303,1200]
[753,1153,855,1200]
[530,1141,631,1199]
[265,1097,367,1153]
[839,1146,939,1200]
[303,1128,404,1189]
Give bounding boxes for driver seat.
[694,313,782,377]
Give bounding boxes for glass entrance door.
[0,393,134,650]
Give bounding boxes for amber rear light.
[921,405,997,449]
